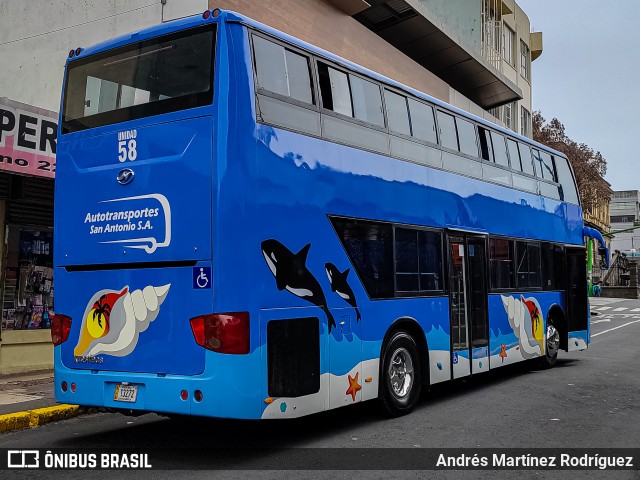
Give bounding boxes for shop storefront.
[0,97,56,374]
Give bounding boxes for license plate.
[114,384,138,403]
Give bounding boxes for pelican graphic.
[500,295,543,359]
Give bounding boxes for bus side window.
[478,127,494,162]
[533,150,557,182]
[507,138,521,171]
[491,132,510,167]
[253,36,314,104]
[350,75,384,127]
[490,237,514,289]
[531,148,543,178]
[394,227,443,294]
[384,90,411,136]
[541,243,565,290]
[329,217,394,299]
[408,99,438,144]
[437,111,458,151]
[516,241,541,289]
[518,142,535,175]
[318,62,353,117]
[554,156,580,204]
[456,117,479,158]
[540,152,557,182]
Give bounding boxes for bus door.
[566,247,588,334]
[447,233,489,379]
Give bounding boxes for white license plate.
[114,384,138,403]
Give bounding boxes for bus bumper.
[53,348,264,419]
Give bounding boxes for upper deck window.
[555,156,580,204]
[62,24,216,133]
[437,111,458,151]
[350,76,384,127]
[318,62,384,127]
[408,99,437,144]
[318,63,353,118]
[539,151,557,182]
[437,111,478,157]
[491,132,510,167]
[253,36,314,104]
[384,90,411,136]
[518,142,535,175]
[456,118,479,157]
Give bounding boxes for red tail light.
[189,312,250,354]
[51,314,72,346]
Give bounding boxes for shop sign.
[0,97,57,179]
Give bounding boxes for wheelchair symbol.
[196,268,209,288]
[193,266,211,289]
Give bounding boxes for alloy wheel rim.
[546,324,560,357]
[388,347,414,398]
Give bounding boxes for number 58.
[118,139,138,162]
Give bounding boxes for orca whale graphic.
[261,239,337,332]
[325,263,361,322]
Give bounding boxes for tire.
[379,331,422,417]
[539,317,560,369]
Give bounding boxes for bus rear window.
[62,24,215,133]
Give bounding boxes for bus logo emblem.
[117,168,135,185]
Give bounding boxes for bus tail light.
[51,314,72,346]
[189,312,250,354]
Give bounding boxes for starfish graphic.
[346,372,362,401]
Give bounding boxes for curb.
[0,405,79,434]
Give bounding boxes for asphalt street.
[1,296,640,479]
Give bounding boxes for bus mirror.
[598,247,607,257]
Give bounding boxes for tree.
[533,111,609,215]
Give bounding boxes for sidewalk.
[0,370,79,433]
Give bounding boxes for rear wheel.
[379,331,421,417]
[539,318,560,369]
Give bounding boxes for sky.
[517,0,639,192]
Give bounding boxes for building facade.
[0,0,541,373]
[583,176,612,238]
[610,190,640,256]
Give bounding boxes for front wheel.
[379,331,421,417]
[539,318,560,369]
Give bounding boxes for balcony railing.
[482,20,502,70]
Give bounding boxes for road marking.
[592,313,640,319]
[591,319,640,337]
[612,307,628,312]
[589,298,624,305]
[596,306,612,311]
[591,319,610,324]
[0,392,43,406]
[632,308,640,312]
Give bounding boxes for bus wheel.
[380,331,421,417]
[539,318,560,369]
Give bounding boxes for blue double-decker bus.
[52,9,605,418]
